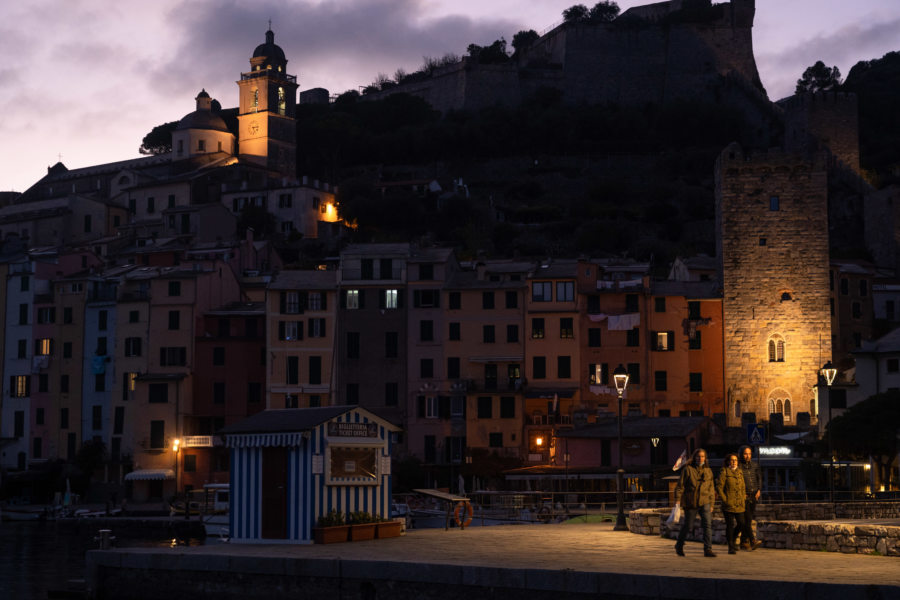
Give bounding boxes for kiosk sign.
[328,422,378,438]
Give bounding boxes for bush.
[317,509,345,527]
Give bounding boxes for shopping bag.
[666,502,683,527]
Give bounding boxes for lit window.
[385,289,398,309]
[13,375,29,397]
[36,338,53,355]
[346,289,359,309]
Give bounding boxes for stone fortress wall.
[361,0,762,114]
[781,92,861,176]
[715,143,832,428]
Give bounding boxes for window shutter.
[439,396,450,419]
[398,290,404,308]
[340,290,347,308]
[668,331,675,351]
[358,289,366,308]
[280,292,287,314]
[321,293,327,310]
[34,339,40,355]
[299,291,308,312]
[179,348,186,365]
[379,290,386,309]
[413,290,421,307]
[417,396,425,418]
[278,321,285,340]
[160,348,166,365]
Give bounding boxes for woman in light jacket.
[716,453,746,554]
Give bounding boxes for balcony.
[182,435,218,447]
[241,70,297,83]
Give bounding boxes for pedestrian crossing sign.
[747,424,766,445]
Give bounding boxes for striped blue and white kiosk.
[221,405,400,543]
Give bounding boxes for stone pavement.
[89,522,900,599]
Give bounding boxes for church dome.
[176,89,230,132]
[251,29,286,69]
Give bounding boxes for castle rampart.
[360,0,764,113]
[781,91,861,176]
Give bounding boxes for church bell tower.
[237,29,298,178]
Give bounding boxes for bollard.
[98,529,112,550]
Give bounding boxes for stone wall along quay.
[630,502,900,555]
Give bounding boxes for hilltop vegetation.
[296,88,751,265]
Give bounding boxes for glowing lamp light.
[173,438,181,453]
[535,436,544,447]
[820,362,837,386]
[613,364,629,396]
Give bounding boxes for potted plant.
[375,515,404,539]
[313,510,349,544]
[348,511,377,541]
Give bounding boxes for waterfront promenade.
[87,521,900,599]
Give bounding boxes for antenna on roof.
[268,18,272,30]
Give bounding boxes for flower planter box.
[349,523,376,541]
[313,525,349,544]
[375,520,403,539]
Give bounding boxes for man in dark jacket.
[737,445,763,550]
[673,448,716,557]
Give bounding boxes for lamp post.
[613,364,630,531]
[820,362,837,503]
[172,438,181,506]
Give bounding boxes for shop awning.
[124,469,175,481]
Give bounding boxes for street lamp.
[820,362,837,503]
[613,364,630,531]
[172,438,181,505]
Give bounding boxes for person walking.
[737,445,763,550]
[716,453,746,554]
[674,448,716,557]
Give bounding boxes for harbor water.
[0,519,212,599]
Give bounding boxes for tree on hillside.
[828,390,900,490]
[589,1,620,22]
[139,121,178,155]
[563,4,590,22]
[795,60,842,94]
[466,39,509,64]
[512,30,539,56]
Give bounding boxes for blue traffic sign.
[747,424,766,445]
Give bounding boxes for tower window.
[767,337,785,362]
[252,89,259,111]
[769,196,780,211]
[198,139,206,152]
[278,87,286,115]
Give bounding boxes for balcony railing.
[182,435,216,447]
[240,70,297,83]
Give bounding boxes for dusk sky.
[1,0,898,193]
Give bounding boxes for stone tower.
[236,29,298,178]
[716,143,832,428]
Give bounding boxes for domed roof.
[176,110,230,132]
[176,89,230,132]
[252,29,286,63]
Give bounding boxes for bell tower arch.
[237,29,298,178]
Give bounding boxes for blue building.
[222,405,400,543]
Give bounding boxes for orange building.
[266,270,337,409]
